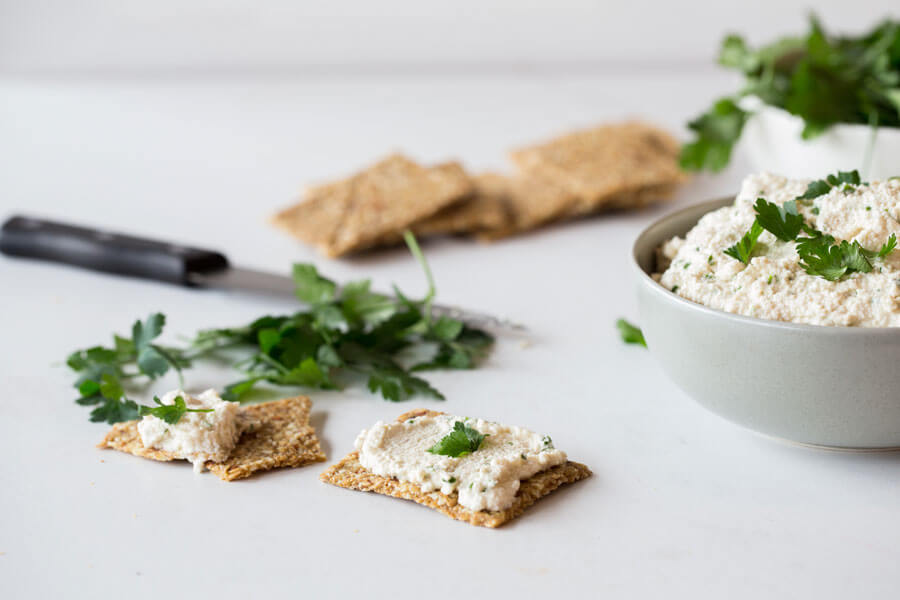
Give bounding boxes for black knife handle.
[0,215,229,285]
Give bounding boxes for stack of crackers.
[273,121,685,257]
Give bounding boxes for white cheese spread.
[137,389,242,472]
[656,173,900,327]
[355,414,567,512]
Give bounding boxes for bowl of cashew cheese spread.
[632,172,900,448]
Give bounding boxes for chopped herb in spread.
[427,421,486,458]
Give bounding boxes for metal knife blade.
[0,214,527,333]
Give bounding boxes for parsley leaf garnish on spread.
[427,421,486,458]
[876,233,898,258]
[796,235,874,281]
[616,319,647,347]
[65,233,494,423]
[724,220,764,264]
[138,395,212,425]
[753,198,805,242]
[720,173,898,281]
[798,170,862,202]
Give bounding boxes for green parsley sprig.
[682,18,900,172]
[66,234,494,423]
[615,319,647,347]
[427,421,486,458]
[138,395,212,425]
[724,220,764,264]
[723,170,898,279]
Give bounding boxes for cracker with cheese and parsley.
[320,409,590,528]
[99,391,326,481]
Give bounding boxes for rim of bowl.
[631,198,900,335]
[749,100,900,139]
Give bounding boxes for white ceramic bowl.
[742,101,900,180]
[632,198,900,449]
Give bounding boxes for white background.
[1,0,898,73]
[2,2,900,599]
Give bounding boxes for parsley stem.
[862,111,878,181]
[258,353,290,375]
[402,230,436,324]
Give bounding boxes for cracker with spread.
[320,409,591,528]
[99,392,326,481]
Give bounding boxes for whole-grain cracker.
[319,409,591,528]
[98,396,326,481]
[373,168,513,247]
[473,172,577,241]
[510,121,685,215]
[271,154,473,257]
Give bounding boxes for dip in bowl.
[632,174,900,449]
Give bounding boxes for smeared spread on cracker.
[320,409,591,528]
[99,396,326,481]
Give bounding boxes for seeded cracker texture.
[319,409,591,528]
[371,165,511,247]
[509,121,685,215]
[409,166,511,235]
[271,154,473,257]
[474,172,577,241]
[98,396,326,481]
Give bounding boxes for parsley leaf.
[292,264,337,305]
[798,170,862,202]
[877,233,898,258]
[137,395,212,425]
[753,198,805,241]
[679,98,749,172]
[724,220,764,264]
[796,235,874,281]
[65,234,493,420]
[89,397,140,424]
[367,365,445,402]
[427,421,486,457]
[616,319,647,347]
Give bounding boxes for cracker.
[473,172,577,241]
[271,179,356,250]
[373,168,513,247]
[410,166,511,235]
[98,396,326,481]
[319,409,591,528]
[271,154,473,257]
[568,182,682,217]
[510,121,685,215]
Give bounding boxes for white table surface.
[2,68,899,599]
